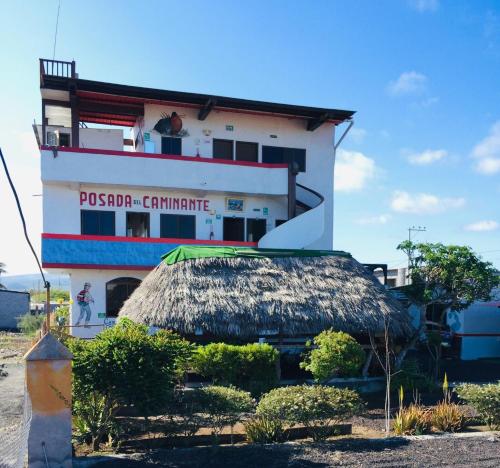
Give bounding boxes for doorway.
[246,219,266,242]
[223,217,244,241]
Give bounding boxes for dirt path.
[0,333,31,431]
[75,433,500,467]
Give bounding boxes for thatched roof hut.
[119,246,412,339]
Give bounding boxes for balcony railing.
[40,58,76,85]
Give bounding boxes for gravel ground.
[0,333,31,430]
[75,433,500,467]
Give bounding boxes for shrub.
[393,404,431,435]
[391,358,436,393]
[257,384,363,441]
[72,391,122,451]
[67,318,194,416]
[198,385,254,443]
[431,401,467,432]
[456,382,500,430]
[17,313,45,335]
[244,415,285,444]
[193,342,279,396]
[300,330,365,381]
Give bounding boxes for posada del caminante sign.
[80,191,210,211]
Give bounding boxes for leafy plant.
[193,342,279,396]
[72,391,122,451]
[456,382,500,430]
[244,415,285,444]
[300,330,365,382]
[198,385,254,444]
[67,317,193,452]
[393,387,431,436]
[17,313,45,335]
[257,384,363,441]
[431,400,466,432]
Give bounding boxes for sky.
[0,0,499,276]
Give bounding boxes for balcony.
[41,234,257,270]
[40,146,289,196]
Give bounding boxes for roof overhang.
[41,75,355,130]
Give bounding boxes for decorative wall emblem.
[226,197,245,212]
[153,112,189,137]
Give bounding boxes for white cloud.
[356,214,392,225]
[464,220,499,232]
[387,71,428,96]
[408,0,439,12]
[334,149,377,192]
[391,191,465,214]
[348,127,367,144]
[472,121,500,175]
[407,149,447,165]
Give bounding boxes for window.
[246,218,266,242]
[213,139,233,160]
[106,277,141,317]
[126,212,150,238]
[236,141,258,162]
[58,133,71,147]
[223,217,245,241]
[262,146,306,172]
[160,214,196,239]
[161,137,182,155]
[81,210,115,236]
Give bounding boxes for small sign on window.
[225,125,234,131]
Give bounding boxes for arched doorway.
[106,277,141,317]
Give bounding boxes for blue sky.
[0,0,499,275]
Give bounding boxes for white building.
[37,59,354,337]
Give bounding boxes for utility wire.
[52,0,61,60]
[0,148,48,287]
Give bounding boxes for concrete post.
[25,333,73,468]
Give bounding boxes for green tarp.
[162,245,351,265]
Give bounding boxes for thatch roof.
[119,247,412,338]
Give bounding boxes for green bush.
[193,342,279,396]
[198,385,254,443]
[300,330,365,381]
[17,313,45,335]
[67,318,193,416]
[257,384,363,441]
[244,415,285,443]
[456,382,500,430]
[391,358,436,393]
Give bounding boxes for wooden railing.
[39,58,76,84]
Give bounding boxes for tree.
[395,241,499,371]
[0,262,6,289]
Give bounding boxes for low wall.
[0,290,30,330]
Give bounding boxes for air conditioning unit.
[46,130,71,147]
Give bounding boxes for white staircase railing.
[258,183,325,249]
